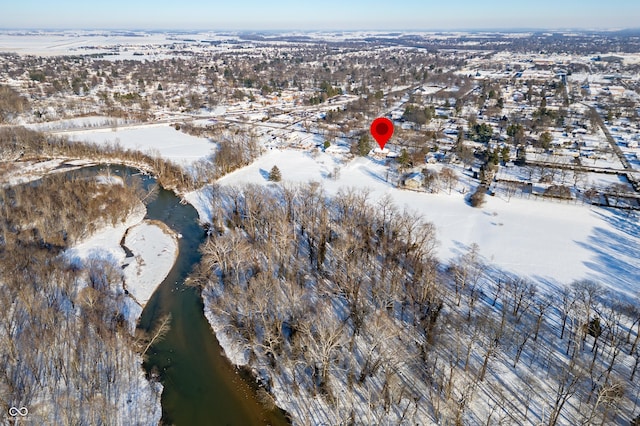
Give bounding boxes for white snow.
[0,31,195,57]
[122,221,179,306]
[65,123,216,165]
[203,305,250,366]
[65,203,179,314]
[64,203,146,271]
[186,149,640,294]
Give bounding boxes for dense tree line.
[194,184,441,424]
[0,173,140,250]
[195,183,640,425]
[0,172,162,424]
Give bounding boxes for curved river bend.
[84,165,288,426]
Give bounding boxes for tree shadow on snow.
[361,168,392,186]
[575,209,640,296]
[259,168,270,181]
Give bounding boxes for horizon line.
[1,27,639,34]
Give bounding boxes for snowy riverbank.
[65,200,179,326]
[188,148,640,425]
[122,220,179,306]
[62,197,179,426]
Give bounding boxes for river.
[83,165,289,426]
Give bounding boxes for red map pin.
[370,117,394,150]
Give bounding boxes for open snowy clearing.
[186,149,640,295]
[66,123,216,165]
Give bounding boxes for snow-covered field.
[66,124,216,165]
[0,31,208,57]
[187,149,640,295]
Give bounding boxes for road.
[584,104,640,192]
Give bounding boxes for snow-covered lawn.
[66,123,216,165]
[186,149,640,294]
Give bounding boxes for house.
[403,172,424,189]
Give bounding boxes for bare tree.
[137,314,172,359]
[439,167,458,194]
[505,278,536,323]
[547,355,585,426]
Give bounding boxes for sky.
[1,0,639,31]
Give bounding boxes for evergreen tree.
[268,165,282,182]
[356,134,371,156]
[500,146,510,163]
[487,149,500,166]
[398,149,411,168]
[507,123,525,145]
[539,131,553,150]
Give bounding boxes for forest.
[0,171,163,424]
[195,182,640,425]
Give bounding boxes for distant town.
[2,30,638,208]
